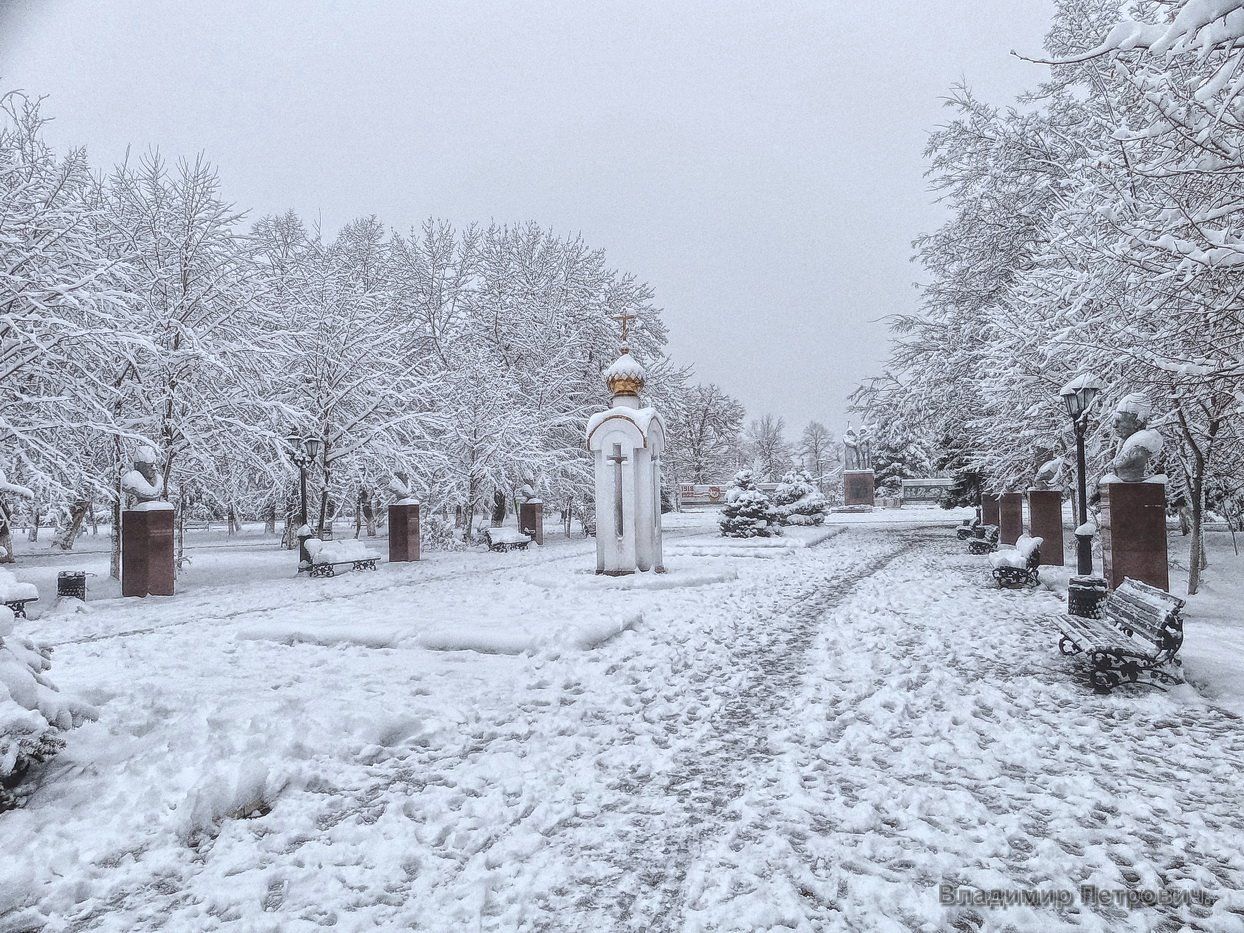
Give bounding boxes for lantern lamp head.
[304,436,323,461]
[1059,373,1104,420]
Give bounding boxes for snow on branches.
[860,0,1244,593]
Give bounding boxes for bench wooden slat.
[1106,601,1168,641]
[1119,578,1184,612]
[1112,585,1180,618]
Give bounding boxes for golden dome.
[604,350,646,397]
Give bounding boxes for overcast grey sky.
[1,0,1051,441]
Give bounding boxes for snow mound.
[1,606,97,808]
[238,593,643,655]
[414,611,642,654]
[524,565,737,591]
[670,525,842,558]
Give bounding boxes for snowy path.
[4,525,1244,931]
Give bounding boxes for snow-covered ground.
[2,509,1243,930]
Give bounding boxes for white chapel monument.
[586,313,666,575]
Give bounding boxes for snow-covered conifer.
[772,469,828,525]
[719,469,780,538]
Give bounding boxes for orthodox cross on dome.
[609,310,638,350]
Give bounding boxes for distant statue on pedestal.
[842,424,872,471]
[1109,394,1164,482]
[121,446,169,508]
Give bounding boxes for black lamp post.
[1059,374,1107,617]
[289,435,322,569]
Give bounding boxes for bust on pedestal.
[387,472,420,562]
[121,446,174,597]
[1099,394,1168,590]
[1027,454,1065,566]
[517,484,544,546]
[586,325,665,576]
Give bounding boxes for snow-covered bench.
[989,534,1042,588]
[0,568,38,619]
[966,524,1000,555]
[483,527,531,552]
[1055,579,1184,694]
[303,538,380,578]
[955,517,981,540]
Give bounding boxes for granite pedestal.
[388,502,420,562]
[843,470,875,507]
[1100,480,1169,591]
[981,494,1001,527]
[999,492,1024,546]
[121,507,175,597]
[519,500,544,545]
[1027,489,1064,566]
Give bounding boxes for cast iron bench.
[966,524,1000,555]
[302,539,380,577]
[2,596,37,619]
[1054,578,1185,693]
[483,528,531,552]
[989,535,1042,588]
[956,517,981,540]
[307,558,377,578]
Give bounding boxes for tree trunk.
[1188,469,1204,596]
[491,489,506,528]
[176,498,188,571]
[227,506,239,536]
[52,499,89,550]
[0,499,14,563]
[27,503,41,542]
[110,490,122,580]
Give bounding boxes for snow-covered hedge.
[1,606,96,810]
[421,517,466,552]
[719,470,781,538]
[771,469,828,526]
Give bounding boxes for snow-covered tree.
[798,421,840,494]
[719,469,780,538]
[745,414,792,481]
[666,383,745,486]
[772,469,828,525]
[855,0,1244,592]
